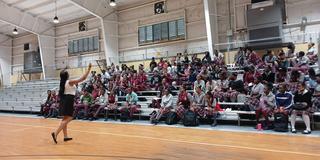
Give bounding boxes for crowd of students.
[39,42,319,134]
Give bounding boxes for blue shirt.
[275,92,293,109]
[126,92,138,105]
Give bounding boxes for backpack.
[165,111,178,125]
[273,112,288,132]
[183,110,199,127]
[120,108,130,122]
[76,110,86,119]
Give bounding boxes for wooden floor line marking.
[0,121,319,157]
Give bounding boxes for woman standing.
[51,63,92,144]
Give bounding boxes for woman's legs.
[62,116,73,138]
[155,108,165,120]
[302,111,311,131]
[54,116,73,139]
[93,105,105,118]
[290,110,297,132]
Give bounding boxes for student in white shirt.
[151,89,173,124]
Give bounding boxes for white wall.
[0,35,12,86]
[55,17,105,69]
[118,0,208,62]
[216,0,320,49]
[12,34,38,74]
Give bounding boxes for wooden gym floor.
[0,115,320,160]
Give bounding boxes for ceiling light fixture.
[109,0,116,7]
[53,0,59,24]
[12,27,18,35]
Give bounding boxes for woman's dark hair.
[308,68,316,78]
[265,83,273,90]
[205,91,213,98]
[59,69,69,98]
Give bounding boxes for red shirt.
[178,91,190,106]
[108,94,116,104]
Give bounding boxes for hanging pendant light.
[109,0,116,7]
[12,27,18,35]
[53,0,59,24]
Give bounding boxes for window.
[94,36,99,50]
[146,26,153,42]
[68,41,73,53]
[139,27,146,43]
[83,38,89,52]
[161,22,169,40]
[88,37,94,51]
[153,24,161,41]
[73,40,78,53]
[168,21,177,39]
[177,19,185,37]
[68,36,99,55]
[138,18,185,45]
[78,39,84,52]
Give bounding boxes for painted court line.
[1,113,319,138]
[0,121,319,158]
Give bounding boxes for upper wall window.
[138,18,186,45]
[68,36,99,55]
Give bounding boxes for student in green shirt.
[74,90,93,119]
[119,87,140,121]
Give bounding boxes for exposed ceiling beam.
[7,0,25,6]
[23,0,53,13]
[0,0,54,36]
[36,3,74,18]
[67,0,114,18]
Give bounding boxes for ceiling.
[0,21,28,37]
[0,0,153,37]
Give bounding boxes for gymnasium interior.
[0,0,320,159]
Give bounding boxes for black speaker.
[79,21,86,32]
[154,1,165,14]
[24,43,30,51]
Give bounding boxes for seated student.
[74,89,93,119]
[262,66,275,84]
[39,90,52,116]
[202,51,212,64]
[225,73,243,102]
[243,66,255,85]
[312,74,320,112]
[290,82,312,134]
[46,90,60,118]
[150,89,173,124]
[104,90,119,120]
[190,86,205,117]
[276,51,290,70]
[193,75,205,93]
[150,70,162,90]
[204,92,219,126]
[90,89,108,121]
[251,76,264,96]
[91,84,100,100]
[175,85,193,119]
[137,70,148,91]
[255,83,276,129]
[119,87,140,120]
[212,71,229,101]
[287,70,301,94]
[293,51,310,72]
[274,84,293,114]
[306,42,317,63]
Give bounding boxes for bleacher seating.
[0,80,59,113]
[0,72,319,129]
